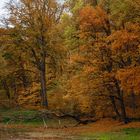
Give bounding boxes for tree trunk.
[131,91,136,113]
[2,79,10,100]
[114,78,128,123]
[110,96,121,119]
[40,61,48,107]
[1,79,11,107]
[119,91,128,123]
[19,57,28,88]
[31,45,48,107]
[12,78,19,107]
[21,70,28,88]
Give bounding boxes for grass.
[1,109,40,123]
[80,128,140,140]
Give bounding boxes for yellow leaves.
[18,83,41,108]
[68,75,85,92]
[59,72,93,114]
[70,54,86,63]
[108,27,139,52]
[79,45,86,51]
[126,23,140,35]
[83,65,95,74]
[48,89,66,110]
[116,67,140,94]
[78,96,92,113]
[0,28,11,45]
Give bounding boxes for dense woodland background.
[0,0,140,124]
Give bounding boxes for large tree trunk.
[40,60,48,107]
[31,46,48,107]
[114,79,128,123]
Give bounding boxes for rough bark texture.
[40,60,48,107]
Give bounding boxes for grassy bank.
[0,108,77,127]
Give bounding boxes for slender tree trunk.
[110,96,121,119]
[1,79,11,107]
[131,91,136,113]
[12,78,19,107]
[2,79,10,100]
[19,57,28,88]
[119,91,128,123]
[13,79,17,98]
[21,70,28,88]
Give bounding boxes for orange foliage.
[79,5,109,38]
[70,54,87,63]
[108,30,139,51]
[116,67,140,94]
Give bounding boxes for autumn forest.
[0,0,140,139]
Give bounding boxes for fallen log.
[50,112,97,126]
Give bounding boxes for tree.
[5,0,63,107]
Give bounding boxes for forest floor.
[0,109,140,140]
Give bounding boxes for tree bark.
[19,57,29,88]
[131,91,136,113]
[40,60,48,107]
[31,47,48,107]
[114,79,128,123]
[12,78,19,107]
[119,92,128,123]
[110,96,121,118]
[1,79,10,100]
